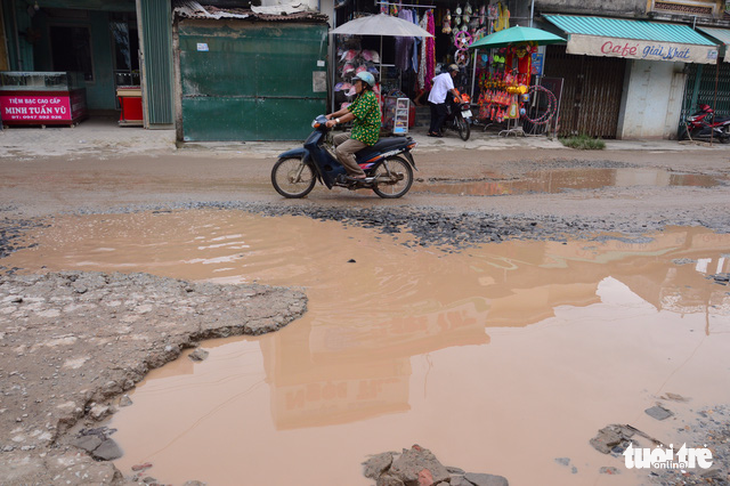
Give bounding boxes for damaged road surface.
[0,271,305,484]
[1,145,730,486]
[2,209,729,486]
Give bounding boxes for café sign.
[566,33,718,64]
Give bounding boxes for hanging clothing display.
[426,11,436,90]
[418,10,435,91]
[394,9,415,72]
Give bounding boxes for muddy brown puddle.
[417,168,722,196]
[4,210,730,486]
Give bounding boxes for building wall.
[534,0,728,21]
[32,10,116,110]
[319,0,334,23]
[534,0,648,18]
[260,0,319,10]
[649,0,727,20]
[617,60,685,138]
[88,10,116,110]
[0,5,8,70]
[13,0,34,70]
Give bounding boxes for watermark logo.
[623,443,713,470]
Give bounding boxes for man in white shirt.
[427,64,462,137]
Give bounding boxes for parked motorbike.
[271,115,418,199]
[680,104,730,143]
[443,90,472,141]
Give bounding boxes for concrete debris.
[119,394,134,407]
[659,392,690,402]
[463,472,510,486]
[590,424,637,454]
[645,404,674,421]
[364,445,508,486]
[188,347,210,362]
[0,271,307,485]
[363,452,395,479]
[92,438,124,461]
[71,434,103,452]
[708,273,729,285]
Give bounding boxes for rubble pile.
[363,444,509,486]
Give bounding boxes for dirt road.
[1,140,729,485]
[2,145,730,235]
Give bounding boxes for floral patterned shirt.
[347,91,381,146]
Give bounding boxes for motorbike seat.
[355,137,410,161]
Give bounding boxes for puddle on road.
[418,168,721,196]
[4,211,730,486]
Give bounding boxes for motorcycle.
[271,115,418,199]
[679,104,730,143]
[443,90,472,141]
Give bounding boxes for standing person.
[325,72,381,181]
[427,64,461,137]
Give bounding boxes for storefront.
[0,0,173,128]
[542,14,720,139]
[682,26,730,130]
[330,1,526,132]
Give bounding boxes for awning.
[544,15,719,64]
[697,26,730,62]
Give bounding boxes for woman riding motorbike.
[325,72,381,181]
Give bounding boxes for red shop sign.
[0,95,74,122]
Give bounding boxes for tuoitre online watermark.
[623,443,713,470]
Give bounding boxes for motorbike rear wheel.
[456,114,470,141]
[372,156,413,199]
[721,126,730,144]
[271,157,316,198]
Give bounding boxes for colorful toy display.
[475,41,539,124]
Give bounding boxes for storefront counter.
[0,71,88,127]
[116,86,143,126]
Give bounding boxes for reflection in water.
[4,211,730,486]
[418,168,722,196]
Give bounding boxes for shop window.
[50,25,94,82]
[111,21,140,86]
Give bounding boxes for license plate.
[461,109,472,118]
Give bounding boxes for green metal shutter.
[178,20,328,142]
[680,63,730,136]
[138,0,173,126]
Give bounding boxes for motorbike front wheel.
[271,157,316,198]
[372,156,414,199]
[456,114,471,141]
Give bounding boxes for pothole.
[3,210,729,486]
[417,168,723,196]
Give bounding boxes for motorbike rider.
[325,71,381,180]
[427,64,462,137]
